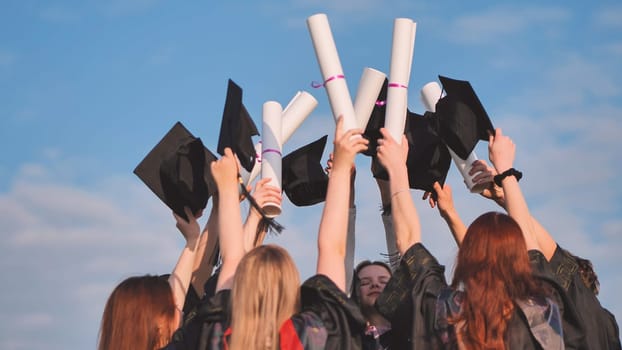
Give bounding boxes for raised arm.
[326,152,357,292]
[472,159,557,260]
[376,177,400,271]
[169,208,202,315]
[488,128,539,251]
[426,182,467,246]
[189,202,219,297]
[316,117,368,292]
[212,148,246,292]
[242,178,282,251]
[376,128,420,255]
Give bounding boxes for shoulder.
[282,311,328,350]
[514,296,564,349]
[300,274,366,328]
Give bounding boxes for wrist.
[185,236,200,249]
[386,163,408,178]
[493,168,523,187]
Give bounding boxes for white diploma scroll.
[384,18,417,144]
[420,82,489,193]
[261,101,283,218]
[307,13,357,131]
[240,91,318,186]
[353,67,387,129]
[282,91,318,144]
[239,142,262,186]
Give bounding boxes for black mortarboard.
[371,111,451,192]
[282,135,329,206]
[217,79,260,172]
[403,111,451,191]
[362,79,389,157]
[436,75,494,159]
[134,122,217,221]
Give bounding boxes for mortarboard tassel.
[238,176,285,234]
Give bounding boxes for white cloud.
[447,6,570,45]
[38,7,80,22]
[0,50,16,67]
[278,0,417,29]
[147,46,175,67]
[601,42,622,56]
[593,5,622,29]
[97,0,162,17]
[0,160,186,349]
[15,313,53,328]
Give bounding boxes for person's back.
[447,212,558,349]
[228,245,302,349]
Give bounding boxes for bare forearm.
[317,167,350,291]
[243,210,262,251]
[216,186,245,291]
[440,208,467,246]
[389,167,420,255]
[169,238,199,313]
[191,211,219,296]
[500,177,539,251]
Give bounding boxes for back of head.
[452,212,544,349]
[565,249,600,295]
[98,275,177,350]
[230,245,301,350]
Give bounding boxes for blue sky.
[1,1,621,349]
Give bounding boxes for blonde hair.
[229,245,301,350]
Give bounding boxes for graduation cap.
[217,79,260,172]
[365,75,494,192]
[362,79,389,157]
[435,75,494,159]
[370,111,452,192]
[282,135,329,206]
[134,122,217,221]
[403,111,452,191]
[363,78,448,192]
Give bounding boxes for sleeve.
[159,273,202,324]
[375,242,448,349]
[548,245,579,291]
[548,245,621,350]
[529,250,588,350]
[345,206,356,293]
[301,274,367,350]
[381,213,400,272]
[167,289,231,350]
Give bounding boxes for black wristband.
[493,168,523,187]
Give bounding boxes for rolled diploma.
[353,67,387,129]
[281,91,318,144]
[241,91,318,186]
[261,101,283,217]
[420,82,488,193]
[307,13,357,131]
[239,142,262,186]
[384,18,416,144]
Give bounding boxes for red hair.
[98,275,177,350]
[451,212,545,349]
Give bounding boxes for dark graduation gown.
[375,243,588,350]
[164,274,366,350]
[549,245,621,350]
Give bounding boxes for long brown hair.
[451,212,545,349]
[229,245,301,350]
[98,275,177,350]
